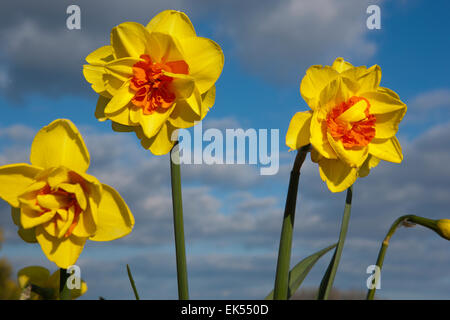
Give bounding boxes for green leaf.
[266,243,337,300]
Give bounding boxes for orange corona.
[326,96,376,149]
[130,54,189,114]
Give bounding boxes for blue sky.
[1,0,450,300]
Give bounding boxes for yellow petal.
[369,137,403,163]
[162,71,196,101]
[0,164,41,207]
[179,36,224,94]
[17,180,47,212]
[17,266,50,289]
[182,87,202,116]
[83,54,134,98]
[319,76,352,109]
[30,119,90,173]
[83,46,116,96]
[83,65,110,95]
[356,65,381,94]
[105,58,138,80]
[377,86,400,100]
[135,105,176,138]
[35,226,87,269]
[309,111,337,159]
[85,45,114,64]
[336,99,367,123]
[83,62,125,97]
[331,57,354,73]
[21,207,57,229]
[147,32,185,64]
[111,22,151,58]
[327,132,369,168]
[358,155,380,178]
[46,167,69,189]
[72,206,97,238]
[43,207,74,239]
[169,86,215,128]
[37,194,71,210]
[286,111,312,150]
[318,157,358,193]
[13,207,38,243]
[138,122,177,156]
[146,10,196,38]
[361,90,407,115]
[310,147,323,163]
[58,183,87,211]
[107,103,134,126]
[95,95,109,121]
[18,227,37,243]
[89,184,134,241]
[111,121,135,132]
[374,108,406,139]
[11,206,21,226]
[300,65,339,110]
[104,81,134,115]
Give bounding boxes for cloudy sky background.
[1,0,450,299]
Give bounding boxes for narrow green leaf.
[127,264,140,300]
[266,243,337,300]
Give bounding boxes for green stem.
[59,268,70,300]
[366,214,436,300]
[273,145,310,300]
[126,264,140,300]
[317,186,353,300]
[170,143,189,300]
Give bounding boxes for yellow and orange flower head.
[17,266,87,300]
[0,119,135,268]
[286,58,407,192]
[83,10,224,155]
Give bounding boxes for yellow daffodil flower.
[286,58,407,192]
[83,10,224,155]
[17,266,87,300]
[0,119,135,268]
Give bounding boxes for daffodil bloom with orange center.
[286,58,407,192]
[83,10,224,155]
[0,119,135,268]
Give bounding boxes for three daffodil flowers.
[0,119,135,269]
[83,10,224,155]
[286,57,407,192]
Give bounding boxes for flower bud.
[436,219,450,240]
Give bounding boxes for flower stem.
[366,214,435,300]
[170,143,189,300]
[317,186,353,300]
[59,268,70,300]
[273,145,310,300]
[126,264,140,300]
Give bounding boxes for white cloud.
[0,0,380,98]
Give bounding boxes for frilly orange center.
[130,54,189,115]
[326,96,376,149]
[35,171,87,238]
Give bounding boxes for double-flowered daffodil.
[286,58,407,192]
[0,119,135,268]
[17,266,87,300]
[83,10,224,155]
